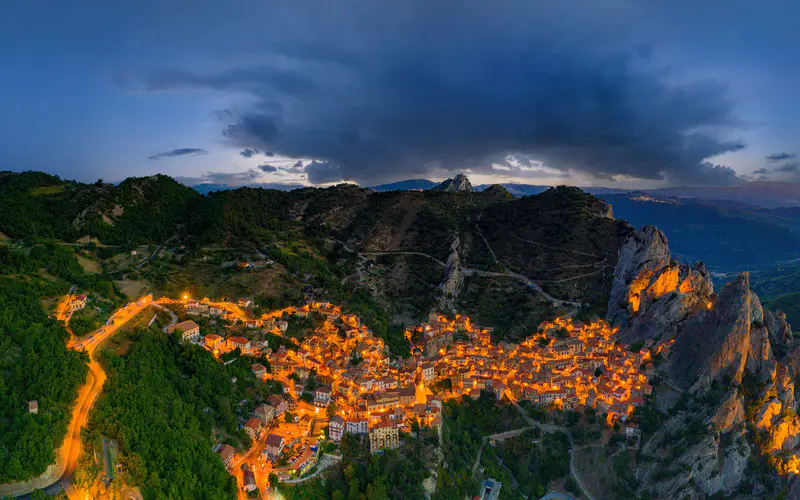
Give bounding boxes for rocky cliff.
[610,226,800,497]
[607,226,713,345]
[433,173,474,193]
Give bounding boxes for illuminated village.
[139,295,656,494]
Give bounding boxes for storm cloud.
[257,164,278,173]
[132,1,747,186]
[148,148,208,160]
[239,148,259,158]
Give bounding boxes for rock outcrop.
[612,226,800,496]
[433,173,474,193]
[667,273,772,390]
[437,236,462,312]
[607,226,713,344]
[707,389,745,432]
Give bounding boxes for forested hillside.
[87,331,240,499]
[0,171,637,344]
[0,171,200,246]
[0,277,88,481]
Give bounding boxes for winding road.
[509,400,595,500]
[335,238,582,309]
[0,296,156,498]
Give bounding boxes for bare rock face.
[437,236,462,312]
[755,398,783,430]
[707,389,745,432]
[641,427,749,498]
[607,226,714,344]
[596,200,614,219]
[667,273,769,389]
[607,226,672,325]
[766,309,793,360]
[434,173,474,193]
[612,225,800,496]
[776,364,796,408]
[770,417,800,451]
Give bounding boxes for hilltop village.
[155,296,654,492]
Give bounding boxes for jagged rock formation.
[668,273,771,390]
[607,226,713,345]
[437,236,462,312]
[611,226,800,496]
[433,173,474,193]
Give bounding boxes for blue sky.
[1,1,798,188]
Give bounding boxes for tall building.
[369,419,399,453]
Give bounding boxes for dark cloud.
[293,160,303,168]
[772,162,800,173]
[148,148,208,160]
[766,152,796,162]
[752,167,772,174]
[240,148,259,158]
[257,164,278,173]
[305,161,343,184]
[135,2,746,186]
[264,151,274,157]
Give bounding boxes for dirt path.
[462,269,581,307]
[337,236,582,309]
[509,400,595,500]
[135,245,162,269]
[363,251,447,267]
[513,234,599,258]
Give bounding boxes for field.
[114,279,151,300]
[76,255,101,274]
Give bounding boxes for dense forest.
[277,432,429,499]
[87,331,242,499]
[0,277,88,482]
[0,171,201,246]
[434,393,528,499]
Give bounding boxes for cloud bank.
[132,1,747,186]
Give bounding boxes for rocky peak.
[611,225,800,495]
[481,184,513,199]
[434,173,474,193]
[667,272,772,389]
[607,226,675,326]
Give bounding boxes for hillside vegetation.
[0,171,633,346]
[87,331,240,499]
[0,277,88,481]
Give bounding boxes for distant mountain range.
[369,179,800,209]
[190,176,800,209]
[191,182,305,195]
[596,192,800,272]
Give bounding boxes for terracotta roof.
[170,320,199,333]
[217,443,234,462]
